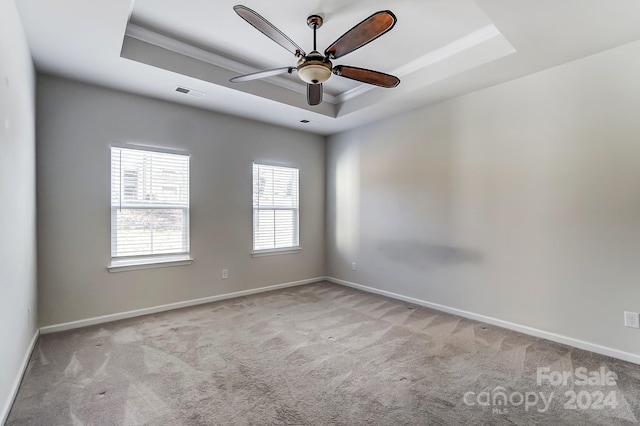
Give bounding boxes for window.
[110,146,191,270]
[253,163,299,253]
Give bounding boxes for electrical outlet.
[222,269,229,280]
[624,311,639,328]
[351,262,357,271]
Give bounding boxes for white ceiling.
[15,0,640,135]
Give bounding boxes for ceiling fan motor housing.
[297,51,332,84]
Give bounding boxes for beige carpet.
[7,281,640,425]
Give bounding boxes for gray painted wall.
[37,76,325,327]
[0,0,38,421]
[326,40,640,356]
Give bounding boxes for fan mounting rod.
[307,15,323,51]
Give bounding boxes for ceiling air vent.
[299,119,319,125]
[175,86,205,98]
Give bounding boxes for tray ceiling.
[15,0,640,135]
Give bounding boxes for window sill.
[108,255,194,272]
[251,247,302,258]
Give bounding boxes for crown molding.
[125,23,338,104]
[336,25,508,103]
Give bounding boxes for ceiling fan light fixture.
[297,52,332,84]
[297,63,332,84]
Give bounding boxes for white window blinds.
[253,163,299,251]
[111,146,190,258]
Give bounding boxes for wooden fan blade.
[307,83,323,105]
[333,65,400,88]
[230,67,294,83]
[234,5,306,57]
[324,11,396,59]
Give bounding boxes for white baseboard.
[325,276,640,365]
[1,329,39,426]
[40,277,324,335]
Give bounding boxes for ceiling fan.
[229,5,400,106]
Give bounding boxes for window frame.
[251,161,301,257]
[108,144,193,272]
